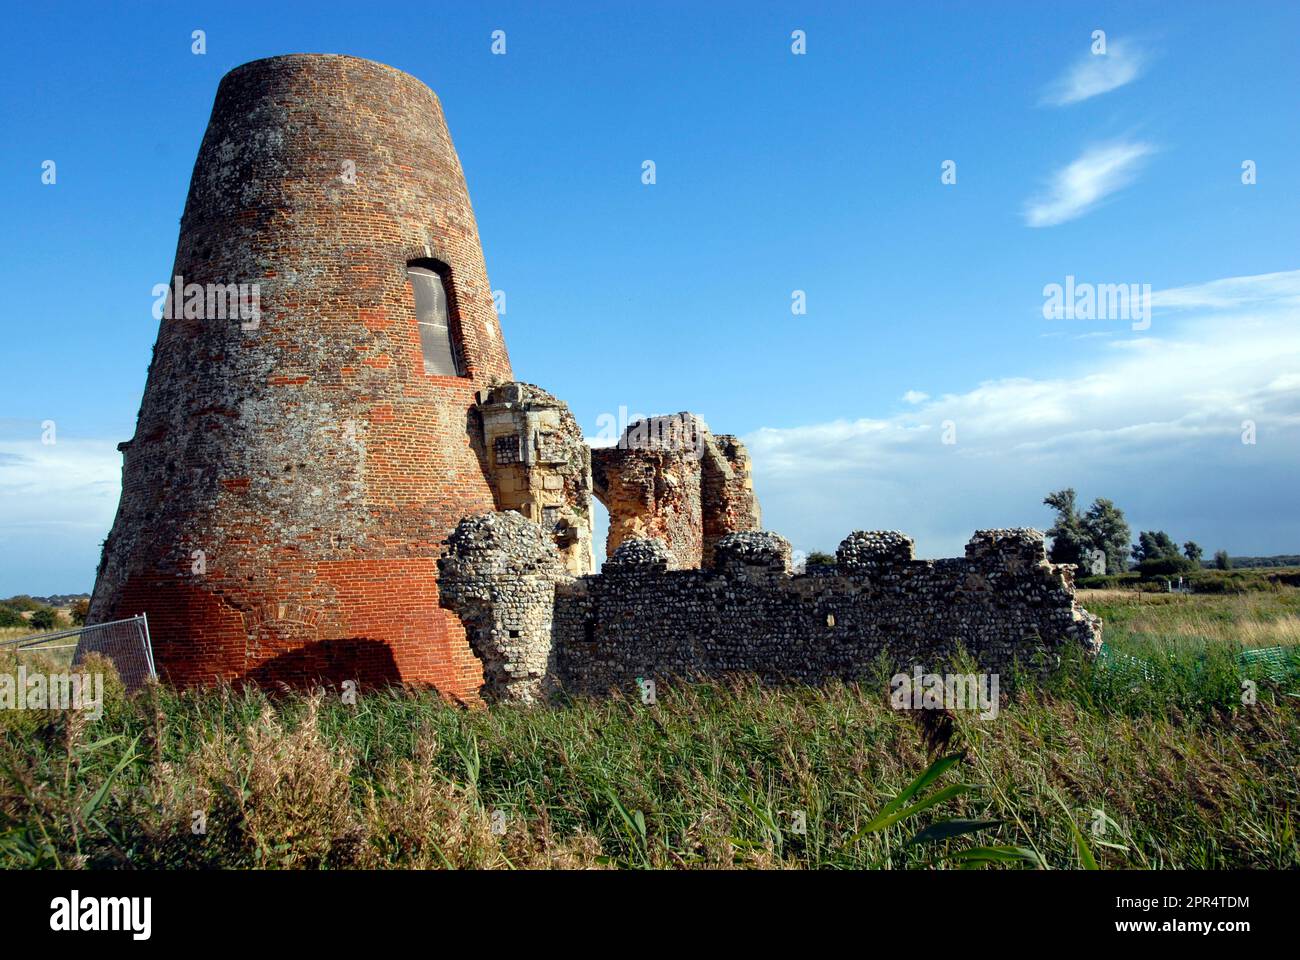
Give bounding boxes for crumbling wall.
[439,520,1102,704]
[437,511,572,705]
[558,527,1099,697]
[701,434,761,566]
[476,382,594,575]
[592,414,760,570]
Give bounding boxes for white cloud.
[6,270,1297,591]
[1041,38,1145,106]
[0,436,121,594]
[1151,270,1300,311]
[1024,140,1155,227]
[745,270,1300,559]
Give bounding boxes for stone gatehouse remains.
[81,54,1102,703]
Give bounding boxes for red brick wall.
[86,55,512,699]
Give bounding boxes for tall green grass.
[2,629,1296,869]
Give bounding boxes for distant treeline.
[1,593,89,607]
[1224,556,1300,569]
[0,594,89,630]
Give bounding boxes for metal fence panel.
[1,614,157,690]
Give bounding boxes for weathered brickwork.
[476,383,594,575]
[700,434,761,566]
[592,415,761,570]
[440,522,1103,704]
[86,54,1102,704]
[85,55,511,696]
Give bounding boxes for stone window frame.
[404,255,468,378]
[493,432,522,466]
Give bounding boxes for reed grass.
[1,590,1297,870]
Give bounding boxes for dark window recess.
[494,434,521,465]
[406,265,461,376]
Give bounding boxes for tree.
[1137,554,1196,578]
[1082,498,1132,574]
[29,608,58,630]
[1044,489,1132,574]
[70,598,90,625]
[1183,541,1203,566]
[1132,530,1180,564]
[1214,550,1232,571]
[1130,531,1197,578]
[1159,533,1179,556]
[1043,489,1089,567]
[805,551,836,567]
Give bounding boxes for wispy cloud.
[1041,38,1146,106]
[745,271,1300,559]
[1024,140,1155,227]
[1151,270,1300,311]
[0,436,121,593]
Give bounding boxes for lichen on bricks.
[85,53,1101,705]
[84,55,512,696]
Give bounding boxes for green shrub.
[1136,555,1198,579]
[28,609,58,630]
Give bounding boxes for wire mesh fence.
[0,614,156,690]
[1238,645,1300,684]
[1098,640,1300,689]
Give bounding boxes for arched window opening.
[406,262,463,376]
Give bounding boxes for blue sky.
[2,1,1298,594]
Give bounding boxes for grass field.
[1,588,1297,870]
[1082,587,1300,651]
[0,627,78,669]
[0,626,61,643]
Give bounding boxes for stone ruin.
[592,413,761,569]
[439,513,1103,704]
[82,54,1102,703]
[476,382,595,576]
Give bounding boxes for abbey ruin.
[82,54,1101,703]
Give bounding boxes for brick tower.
[85,55,512,696]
